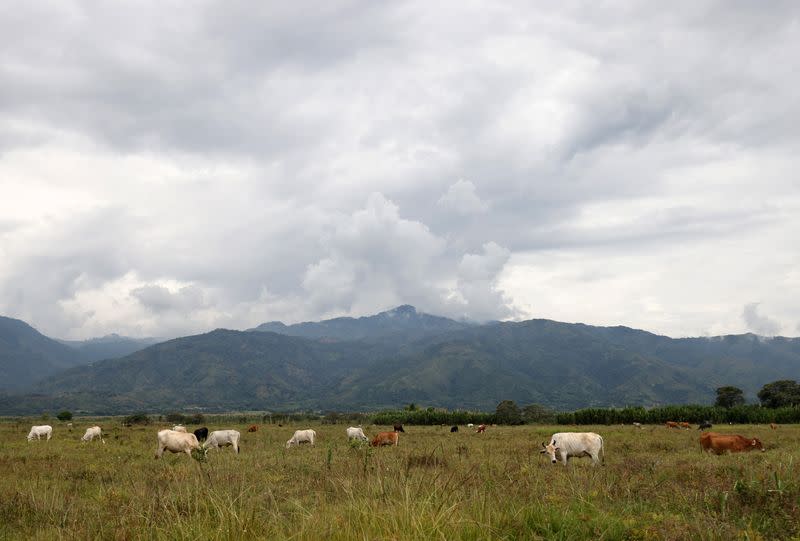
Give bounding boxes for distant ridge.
[57,334,161,363]
[0,316,84,390]
[249,304,472,342]
[1,306,799,414]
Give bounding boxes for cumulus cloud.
[742,303,782,336]
[301,193,514,321]
[131,284,207,313]
[0,2,798,338]
[437,180,488,215]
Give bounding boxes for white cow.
[205,430,241,453]
[27,425,52,441]
[467,423,474,428]
[541,432,604,466]
[346,426,368,442]
[286,429,316,448]
[155,429,200,458]
[172,425,187,432]
[81,426,104,443]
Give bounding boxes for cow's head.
[540,440,559,464]
[751,438,765,452]
[286,439,296,449]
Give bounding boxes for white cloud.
[742,303,781,337]
[437,179,488,214]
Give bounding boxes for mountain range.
[0,306,799,414]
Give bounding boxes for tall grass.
[0,420,798,539]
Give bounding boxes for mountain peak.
[384,305,417,317]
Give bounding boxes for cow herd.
[23,422,774,463]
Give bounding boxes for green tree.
[166,412,187,424]
[56,411,72,421]
[758,380,800,408]
[715,386,746,408]
[123,412,150,426]
[495,400,522,425]
[521,404,556,424]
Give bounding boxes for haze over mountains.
[0,306,799,414]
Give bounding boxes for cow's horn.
[541,442,546,448]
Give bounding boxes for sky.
[1,1,798,340]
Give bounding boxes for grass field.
[0,420,798,540]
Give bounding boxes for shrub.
[56,411,72,422]
[165,412,187,424]
[123,413,150,426]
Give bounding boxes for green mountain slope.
[2,310,799,414]
[0,316,85,390]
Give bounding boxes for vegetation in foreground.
[0,420,798,540]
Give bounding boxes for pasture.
[0,420,798,540]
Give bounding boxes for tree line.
[51,380,800,427]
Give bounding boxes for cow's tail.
[599,435,605,465]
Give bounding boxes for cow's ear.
[539,449,546,453]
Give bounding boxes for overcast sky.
[1,2,798,340]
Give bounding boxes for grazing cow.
[632,422,642,428]
[679,422,690,429]
[286,429,316,448]
[205,430,241,453]
[770,423,778,430]
[371,431,399,447]
[81,426,104,443]
[172,425,187,432]
[27,425,53,441]
[467,423,474,428]
[247,425,258,433]
[67,422,73,431]
[346,427,368,442]
[194,427,209,442]
[665,421,679,429]
[541,432,604,466]
[700,432,765,454]
[155,429,200,458]
[476,424,487,433]
[393,424,405,433]
[450,426,458,433]
[698,421,713,430]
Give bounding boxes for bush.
[165,412,187,424]
[123,413,151,426]
[56,411,72,421]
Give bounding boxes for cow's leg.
[155,444,164,459]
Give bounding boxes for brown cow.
[393,424,405,433]
[679,422,690,429]
[700,432,765,455]
[770,423,778,430]
[247,425,258,433]
[371,431,399,447]
[665,421,679,429]
[476,424,487,433]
